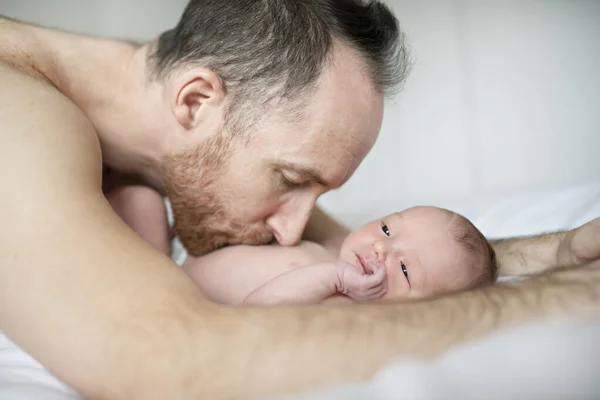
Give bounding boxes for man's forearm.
[491,230,566,276]
[157,260,600,400]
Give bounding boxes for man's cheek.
[249,199,280,223]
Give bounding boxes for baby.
[106,186,498,305]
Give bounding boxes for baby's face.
[338,206,475,299]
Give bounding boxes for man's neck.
[50,34,167,189]
[0,17,168,190]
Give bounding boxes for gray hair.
[149,0,411,127]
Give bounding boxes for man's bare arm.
[492,217,600,277]
[491,232,566,276]
[197,263,600,400]
[2,64,600,400]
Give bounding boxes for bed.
[1,180,599,399]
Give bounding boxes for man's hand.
[336,261,387,301]
[557,217,600,267]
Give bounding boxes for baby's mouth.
[354,252,368,274]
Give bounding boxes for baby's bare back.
[183,241,337,305]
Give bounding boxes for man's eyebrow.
[276,161,328,186]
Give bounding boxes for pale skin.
[188,206,490,305]
[186,242,358,305]
[107,187,488,305]
[1,16,600,400]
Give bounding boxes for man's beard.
[162,136,273,256]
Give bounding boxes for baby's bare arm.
[183,241,336,305]
[243,262,340,305]
[244,261,387,305]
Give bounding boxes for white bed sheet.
[0,333,79,400]
[1,181,599,399]
[434,180,600,239]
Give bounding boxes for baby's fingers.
[369,280,388,298]
[364,262,386,285]
[359,263,387,297]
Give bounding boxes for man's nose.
[266,198,315,247]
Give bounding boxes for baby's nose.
[373,241,387,262]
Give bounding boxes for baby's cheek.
[382,286,404,300]
[337,247,356,267]
[381,269,409,300]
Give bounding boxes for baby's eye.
[381,222,390,237]
[401,262,409,280]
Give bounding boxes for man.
[0,1,598,399]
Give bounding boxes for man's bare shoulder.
[0,17,54,83]
[0,61,102,191]
[0,60,211,400]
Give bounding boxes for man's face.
[164,45,384,256]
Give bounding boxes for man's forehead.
[254,116,377,188]
[290,43,383,178]
[314,135,371,184]
[297,112,381,186]
[247,43,383,186]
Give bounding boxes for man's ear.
[168,68,225,130]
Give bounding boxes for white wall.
[3,0,599,228]
[1,0,187,39]
[320,0,600,227]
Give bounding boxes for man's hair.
[148,0,411,123]
[451,215,499,284]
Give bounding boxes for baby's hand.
[335,261,387,301]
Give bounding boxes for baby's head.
[338,206,497,300]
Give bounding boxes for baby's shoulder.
[293,240,335,258]
[200,241,336,271]
[294,240,328,252]
[270,240,336,268]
